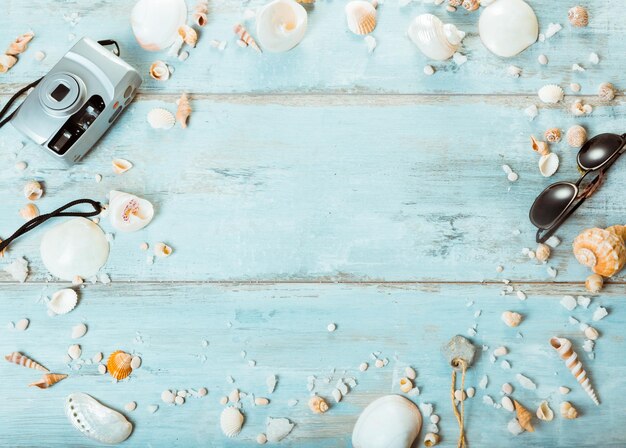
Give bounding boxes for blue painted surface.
[0,0,625,446]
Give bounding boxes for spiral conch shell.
[308,395,329,414]
[550,337,599,405]
[29,373,68,389]
[176,93,191,128]
[513,400,534,432]
[573,227,626,277]
[408,14,465,61]
[220,406,244,437]
[107,350,133,381]
[108,190,155,233]
[345,0,377,36]
[5,351,49,372]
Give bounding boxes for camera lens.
[51,83,70,102]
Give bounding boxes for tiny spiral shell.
[23,180,43,201]
[4,351,49,372]
[566,125,587,148]
[544,128,561,143]
[560,401,578,419]
[462,0,479,11]
[308,395,329,414]
[585,274,604,293]
[530,135,550,156]
[233,24,262,52]
[449,0,462,6]
[568,6,588,27]
[424,433,441,447]
[193,1,209,27]
[176,93,192,129]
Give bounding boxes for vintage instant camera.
[10,37,142,165]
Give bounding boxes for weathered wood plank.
[1,0,624,94]
[0,282,623,447]
[1,95,625,282]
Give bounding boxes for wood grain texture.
[0,282,623,447]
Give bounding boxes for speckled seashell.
[598,82,616,101]
[560,401,578,419]
[220,407,244,438]
[345,0,377,35]
[502,311,522,327]
[544,128,561,143]
[112,159,133,174]
[0,54,18,73]
[399,377,413,393]
[566,125,587,148]
[6,31,35,55]
[585,273,604,293]
[154,242,173,257]
[149,60,170,81]
[4,351,49,372]
[193,1,209,27]
[48,289,78,315]
[147,108,176,129]
[513,400,534,432]
[530,135,550,156]
[462,0,479,11]
[23,180,43,201]
[29,373,68,389]
[176,93,191,129]
[538,152,559,177]
[538,84,564,104]
[424,432,441,447]
[568,6,588,27]
[573,227,626,277]
[107,350,133,380]
[19,203,39,220]
[178,25,198,47]
[536,243,550,261]
[308,395,329,414]
[536,400,553,421]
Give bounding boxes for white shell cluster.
[408,14,465,61]
[256,0,308,53]
[108,191,155,233]
[478,0,538,58]
[65,393,133,444]
[131,0,187,51]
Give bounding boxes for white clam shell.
[131,0,187,51]
[40,218,109,281]
[65,393,133,444]
[408,14,465,61]
[538,84,564,104]
[256,0,308,53]
[478,0,538,58]
[71,323,88,339]
[220,407,244,438]
[352,395,422,448]
[48,289,78,315]
[68,344,82,359]
[538,153,559,177]
[108,190,155,233]
[147,108,175,129]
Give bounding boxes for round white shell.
[539,152,559,177]
[65,393,133,444]
[408,14,465,61]
[352,395,422,448]
[478,0,538,58]
[131,0,187,51]
[147,108,176,129]
[220,406,244,438]
[40,218,109,281]
[108,190,155,233]
[256,0,308,53]
[72,323,88,339]
[538,84,564,104]
[48,289,78,315]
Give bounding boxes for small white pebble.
[92,352,103,363]
[34,51,46,61]
[507,172,518,182]
[177,390,187,398]
[97,364,107,374]
[493,346,508,357]
[140,242,149,251]
[178,51,189,61]
[147,405,159,414]
[524,104,538,120]
[592,306,608,321]
[423,65,435,76]
[501,396,514,412]
[569,83,581,93]
[374,359,384,368]
[538,54,548,65]
[327,323,336,332]
[454,389,466,402]
[364,35,376,53]
[198,387,208,397]
[15,161,27,171]
[130,356,141,370]
[500,360,511,370]
[15,318,29,331]
[559,386,570,395]
[589,52,599,65]
[466,387,475,398]
[405,366,416,380]
[507,65,522,78]
[430,414,440,424]
[161,390,175,404]
[560,295,577,311]
[125,401,137,412]
[501,383,513,395]
[219,396,228,405]
[452,52,467,66]
[359,362,368,372]
[95,174,102,183]
[174,395,185,405]
[257,433,267,444]
[496,265,503,273]
[516,290,526,301]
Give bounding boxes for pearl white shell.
[352,395,422,448]
[108,191,155,233]
[408,14,465,61]
[147,108,176,129]
[220,407,244,438]
[131,0,187,51]
[537,84,564,104]
[65,393,133,444]
[48,289,78,315]
[538,152,559,177]
[40,218,109,281]
[478,0,538,58]
[256,0,308,53]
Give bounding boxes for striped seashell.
[573,227,626,277]
[345,0,377,35]
[5,351,49,372]
[107,350,133,380]
[233,23,262,52]
[29,373,68,389]
[176,93,192,129]
[550,337,599,405]
[6,31,35,56]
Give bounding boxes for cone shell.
[513,400,534,432]
[345,1,377,35]
[220,406,244,437]
[107,350,133,380]
[4,351,49,372]
[6,31,35,56]
[308,395,329,414]
[176,93,192,129]
[29,373,68,389]
[573,227,626,277]
[550,337,599,405]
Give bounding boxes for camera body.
[10,37,142,165]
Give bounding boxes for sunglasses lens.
[530,182,577,228]
[578,133,624,170]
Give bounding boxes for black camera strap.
[0,199,102,254]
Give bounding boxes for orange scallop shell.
[107,350,133,380]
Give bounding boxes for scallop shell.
[308,395,329,414]
[256,0,308,53]
[0,54,18,73]
[65,393,133,444]
[538,152,559,177]
[566,125,587,148]
[573,227,626,277]
[40,218,110,281]
[178,25,198,47]
[513,400,534,432]
[538,84,564,104]
[107,350,133,381]
[23,180,43,201]
[536,400,554,421]
[149,60,170,81]
[131,0,187,51]
[568,6,588,27]
[478,0,538,58]
[19,203,39,221]
[29,373,68,389]
[108,190,155,233]
[6,31,35,56]
[147,108,175,129]
[176,93,192,129]
[220,407,244,438]
[48,289,79,315]
[112,158,133,174]
[408,14,465,61]
[345,1,377,35]
[4,351,49,372]
[550,337,599,405]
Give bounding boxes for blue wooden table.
[1,1,625,446]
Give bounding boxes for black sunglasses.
[530,133,626,244]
